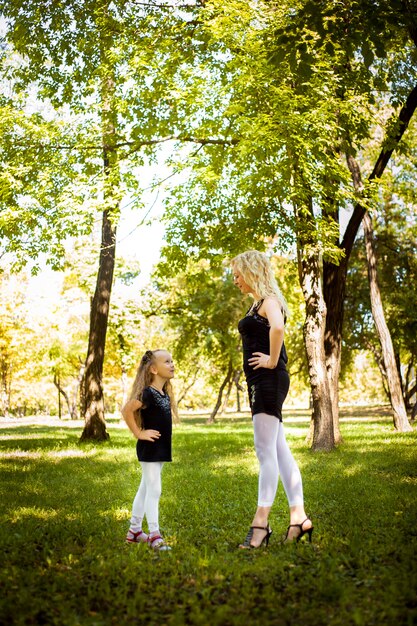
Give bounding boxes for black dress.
[238,300,290,420]
[136,386,172,462]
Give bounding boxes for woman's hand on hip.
[248,352,276,370]
[138,429,161,442]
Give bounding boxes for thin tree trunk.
[81,40,119,442]
[404,361,415,410]
[406,383,417,409]
[69,365,82,420]
[208,360,233,424]
[77,358,86,419]
[121,366,128,408]
[177,368,199,406]
[1,361,11,418]
[234,369,243,413]
[322,82,417,439]
[53,372,71,419]
[365,339,391,401]
[236,384,241,412]
[363,212,412,431]
[220,368,235,414]
[323,259,344,444]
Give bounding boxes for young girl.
[122,348,175,552]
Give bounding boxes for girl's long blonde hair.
[129,349,177,427]
[231,250,289,320]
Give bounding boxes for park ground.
[1,407,416,626]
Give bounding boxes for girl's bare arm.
[121,399,161,441]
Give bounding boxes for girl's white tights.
[130,461,164,534]
[253,413,304,508]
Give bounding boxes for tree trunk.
[80,44,119,442]
[365,339,391,401]
[406,383,417,410]
[80,209,116,441]
[220,368,235,414]
[404,361,415,410]
[1,360,11,417]
[234,369,243,413]
[322,83,417,439]
[177,368,199,406]
[53,372,71,419]
[77,358,86,419]
[323,259,345,444]
[363,212,412,431]
[298,245,335,451]
[121,366,128,408]
[208,360,233,424]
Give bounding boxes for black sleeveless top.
[136,386,172,462]
[238,300,289,420]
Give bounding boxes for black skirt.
[247,368,290,421]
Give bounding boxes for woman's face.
[232,269,253,295]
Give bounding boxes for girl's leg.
[245,413,280,547]
[130,473,147,531]
[142,461,164,534]
[126,469,148,543]
[276,423,312,539]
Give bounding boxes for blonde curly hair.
[231,250,289,320]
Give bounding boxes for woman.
[231,250,313,548]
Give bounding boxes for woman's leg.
[276,422,303,507]
[276,423,312,539]
[244,413,280,547]
[254,413,280,507]
[142,461,164,534]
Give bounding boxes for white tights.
[130,461,164,534]
[253,413,304,508]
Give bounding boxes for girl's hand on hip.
[248,352,275,370]
[138,429,161,442]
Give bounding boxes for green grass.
[1,410,416,626]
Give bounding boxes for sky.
[25,148,176,314]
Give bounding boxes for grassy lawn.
[1,408,416,626]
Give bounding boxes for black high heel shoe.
[239,525,273,549]
[283,517,314,543]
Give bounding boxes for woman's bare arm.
[248,297,285,370]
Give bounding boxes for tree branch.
[16,135,239,153]
[341,82,417,261]
[130,1,203,8]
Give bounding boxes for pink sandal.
[126,529,148,544]
[148,533,171,552]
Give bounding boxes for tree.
[0,0,210,439]
[158,0,417,447]
[0,272,29,415]
[344,176,417,420]
[362,211,411,430]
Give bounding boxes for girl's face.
[232,269,253,295]
[152,350,175,380]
